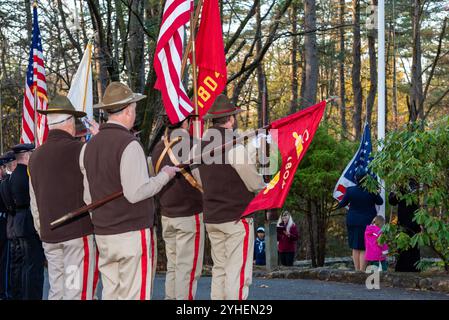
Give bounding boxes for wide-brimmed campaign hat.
[94,82,146,113]
[203,94,243,120]
[37,95,86,118]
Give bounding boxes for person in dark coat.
[9,143,44,300]
[0,156,10,299]
[0,151,17,299]
[337,169,383,271]
[254,227,266,266]
[389,180,421,272]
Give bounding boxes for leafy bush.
[366,118,449,271]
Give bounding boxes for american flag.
[333,123,373,201]
[21,3,48,145]
[154,0,194,124]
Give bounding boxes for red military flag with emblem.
[195,0,227,117]
[241,101,326,217]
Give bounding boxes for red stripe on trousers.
[239,219,250,300]
[92,248,100,299]
[81,236,89,300]
[150,228,155,300]
[140,229,148,300]
[188,214,201,300]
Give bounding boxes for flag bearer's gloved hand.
[161,165,180,179]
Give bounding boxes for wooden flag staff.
[50,98,338,229]
[181,0,204,78]
[50,123,270,229]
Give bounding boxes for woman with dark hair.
[337,168,383,271]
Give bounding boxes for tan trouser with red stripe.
[95,228,157,300]
[162,213,204,300]
[206,217,254,300]
[43,234,98,300]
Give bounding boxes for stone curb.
[251,267,449,294]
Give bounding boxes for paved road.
[43,270,449,300]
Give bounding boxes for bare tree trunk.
[338,0,347,138]
[316,202,327,267]
[299,47,306,108]
[306,200,317,268]
[128,0,145,92]
[289,3,299,114]
[352,0,363,140]
[24,0,32,42]
[409,0,424,122]
[256,1,266,128]
[366,0,378,128]
[302,0,318,108]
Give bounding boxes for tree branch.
[225,0,260,54]
[423,17,447,101]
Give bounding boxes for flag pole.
[33,0,39,146]
[82,42,92,114]
[181,0,203,78]
[33,85,38,145]
[189,2,202,139]
[377,0,386,217]
[51,99,333,228]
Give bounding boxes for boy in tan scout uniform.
[29,96,98,300]
[197,95,265,300]
[80,82,178,300]
[151,115,204,300]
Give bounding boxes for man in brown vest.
[80,82,178,300]
[197,95,265,300]
[151,115,204,300]
[29,95,98,300]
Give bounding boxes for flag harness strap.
[155,130,204,193]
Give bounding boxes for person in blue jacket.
[253,227,266,266]
[337,168,383,271]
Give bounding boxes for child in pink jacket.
[365,215,389,271]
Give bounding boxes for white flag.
[68,43,93,119]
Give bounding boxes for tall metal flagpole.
[377,0,386,217]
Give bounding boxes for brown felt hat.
[94,82,146,113]
[37,95,86,118]
[203,95,243,120]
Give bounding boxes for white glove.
[161,166,180,179]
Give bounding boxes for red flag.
[241,101,326,217]
[195,0,227,117]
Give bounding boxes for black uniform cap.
[0,151,16,165]
[11,143,35,154]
